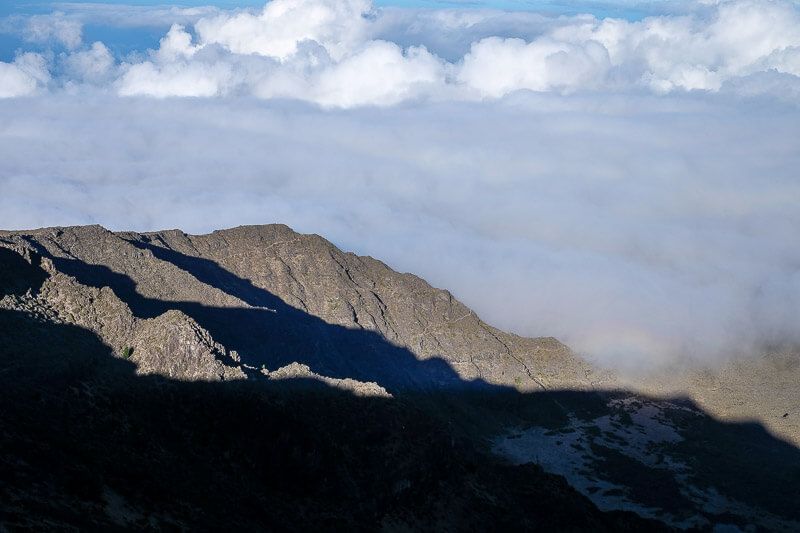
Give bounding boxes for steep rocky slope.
[1,225,798,530]
[0,224,603,392]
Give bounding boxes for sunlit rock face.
[0,224,601,392]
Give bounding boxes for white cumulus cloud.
[302,41,446,107]
[458,36,611,96]
[4,0,800,107]
[63,42,116,84]
[195,0,372,61]
[0,54,49,98]
[120,0,800,105]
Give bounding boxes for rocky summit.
[1,225,798,531]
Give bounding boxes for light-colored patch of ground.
[493,398,699,528]
[265,362,392,397]
[493,397,799,531]
[496,422,667,521]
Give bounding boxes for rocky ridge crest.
[0,224,603,394]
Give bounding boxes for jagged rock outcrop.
[266,362,390,397]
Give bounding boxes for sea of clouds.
[0,0,799,370]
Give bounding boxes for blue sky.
[0,0,668,18]
[0,0,677,61]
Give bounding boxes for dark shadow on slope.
[0,254,660,531]
[2,246,799,530]
[127,235,284,310]
[21,237,481,392]
[0,247,47,296]
[3,303,800,530]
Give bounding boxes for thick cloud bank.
[1,93,798,370]
[1,0,800,105]
[0,1,798,370]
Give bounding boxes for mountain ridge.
[0,223,604,393]
[2,223,799,530]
